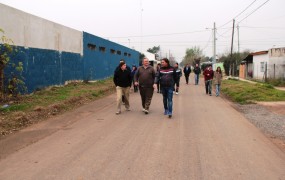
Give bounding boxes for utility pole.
[213,22,216,64]
[230,19,235,76]
[237,24,240,53]
[140,0,143,52]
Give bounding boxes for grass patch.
[222,79,285,104]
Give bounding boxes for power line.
[218,0,259,28]
[106,29,209,39]
[239,26,285,30]
[238,0,270,23]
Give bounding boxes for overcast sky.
[1,0,284,62]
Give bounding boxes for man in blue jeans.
[154,58,176,118]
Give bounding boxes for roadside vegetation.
[222,78,285,104]
[0,78,115,137]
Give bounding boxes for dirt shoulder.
[231,101,285,151]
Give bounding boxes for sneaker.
[116,111,121,115]
[142,108,146,112]
[164,110,168,115]
[209,94,212,96]
[175,92,178,95]
[144,109,149,114]
[168,112,172,118]
[126,108,131,111]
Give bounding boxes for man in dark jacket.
[174,62,182,94]
[193,63,201,85]
[114,59,131,104]
[183,64,191,84]
[154,58,176,118]
[134,58,156,114]
[113,62,132,114]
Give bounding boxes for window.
[99,46,106,53]
[117,51,121,55]
[260,62,265,72]
[110,49,116,54]
[124,52,128,56]
[87,43,96,50]
[128,53,131,57]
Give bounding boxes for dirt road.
[0,80,285,179]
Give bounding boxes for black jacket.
[183,66,191,76]
[155,66,176,87]
[194,67,201,74]
[113,68,132,87]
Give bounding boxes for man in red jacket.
[203,65,214,96]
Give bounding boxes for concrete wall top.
[269,47,285,57]
[0,3,82,55]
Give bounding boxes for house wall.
[268,48,285,79]
[253,53,269,80]
[239,64,246,79]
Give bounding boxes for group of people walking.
[113,58,223,118]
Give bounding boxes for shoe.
[142,108,146,112]
[116,111,121,115]
[126,108,130,111]
[168,112,172,118]
[175,92,178,95]
[209,94,212,96]
[164,110,168,115]
[144,110,149,114]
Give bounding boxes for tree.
[0,29,26,99]
[219,50,250,76]
[182,46,203,66]
[147,45,160,54]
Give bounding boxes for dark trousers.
[185,75,189,84]
[139,86,154,110]
[132,79,138,92]
[157,81,160,92]
[205,80,212,94]
[174,79,180,92]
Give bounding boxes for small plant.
[0,28,26,100]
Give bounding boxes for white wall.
[0,3,82,55]
[253,53,269,80]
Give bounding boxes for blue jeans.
[216,84,221,96]
[195,74,199,85]
[161,87,174,114]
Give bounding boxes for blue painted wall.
[3,32,139,93]
[4,46,83,93]
[83,32,139,80]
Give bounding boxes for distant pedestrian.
[193,64,201,85]
[113,61,132,114]
[131,65,138,92]
[134,58,156,114]
[155,58,176,118]
[174,62,182,94]
[183,64,191,84]
[214,66,223,97]
[156,63,161,93]
[203,65,214,96]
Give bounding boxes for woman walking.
[214,66,223,97]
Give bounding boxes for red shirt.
[203,68,214,81]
